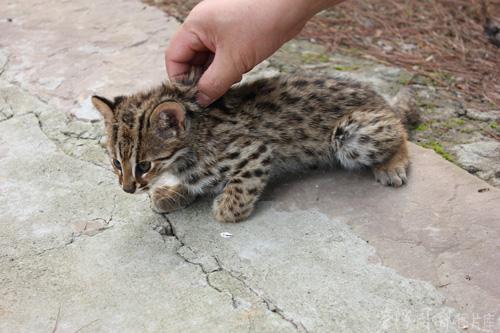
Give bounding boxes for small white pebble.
[220,232,233,239]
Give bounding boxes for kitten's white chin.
[149,172,181,191]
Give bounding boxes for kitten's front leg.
[150,185,194,214]
[213,169,270,223]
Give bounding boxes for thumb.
[196,51,243,106]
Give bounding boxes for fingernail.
[197,92,213,107]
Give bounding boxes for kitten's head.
[91,72,202,194]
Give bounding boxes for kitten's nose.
[123,182,136,194]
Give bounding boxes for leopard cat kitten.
[92,70,412,223]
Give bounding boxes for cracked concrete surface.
[1,0,499,332]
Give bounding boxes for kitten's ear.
[151,101,186,135]
[91,95,115,125]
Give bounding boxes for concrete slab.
[0,91,295,333]
[0,0,499,332]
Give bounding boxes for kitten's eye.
[136,161,151,175]
[113,159,122,170]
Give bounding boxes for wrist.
[272,0,343,40]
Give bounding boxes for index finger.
[165,28,209,80]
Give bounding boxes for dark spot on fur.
[262,157,272,166]
[308,93,319,100]
[243,91,257,101]
[237,159,249,169]
[295,128,308,140]
[121,111,134,126]
[348,150,360,159]
[176,158,196,173]
[334,126,345,137]
[280,92,301,105]
[313,79,325,87]
[187,174,200,184]
[249,151,260,160]
[304,148,315,156]
[253,80,266,90]
[290,113,304,122]
[232,178,242,184]
[235,187,243,194]
[320,124,332,132]
[219,166,230,173]
[256,102,278,110]
[253,169,264,177]
[359,135,372,144]
[293,80,308,87]
[208,114,238,125]
[312,114,322,123]
[227,152,240,159]
[241,171,252,178]
[332,106,343,114]
[260,86,276,95]
[211,98,231,113]
[247,188,259,195]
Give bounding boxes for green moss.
[415,98,437,114]
[333,64,359,71]
[419,141,455,162]
[430,71,455,85]
[490,122,498,130]
[412,74,436,87]
[441,117,466,129]
[414,123,429,131]
[397,73,413,86]
[301,52,330,64]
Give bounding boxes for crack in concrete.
[0,52,8,77]
[0,80,109,171]
[219,266,309,333]
[154,215,307,333]
[33,112,108,171]
[66,194,117,244]
[0,114,14,123]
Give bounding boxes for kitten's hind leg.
[372,140,409,187]
[150,185,194,213]
[332,110,409,187]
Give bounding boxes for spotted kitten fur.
[92,70,412,223]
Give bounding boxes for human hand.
[165,0,341,106]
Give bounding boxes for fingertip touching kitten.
[92,68,412,223]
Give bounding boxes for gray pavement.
[0,0,499,332]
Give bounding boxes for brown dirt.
[146,0,500,112]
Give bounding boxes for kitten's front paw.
[212,194,254,223]
[150,186,193,213]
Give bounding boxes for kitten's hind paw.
[372,142,409,187]
[373,166,407,187]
